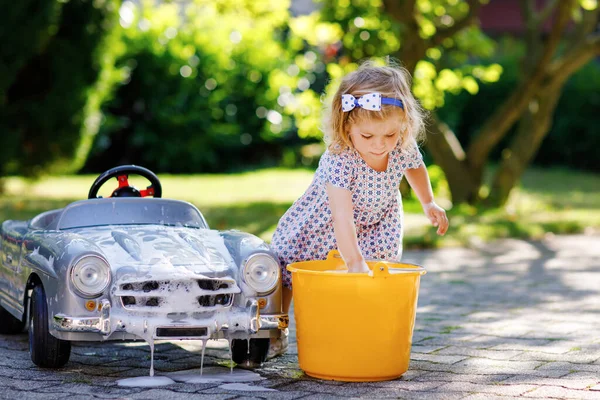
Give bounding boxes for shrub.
[0,0,121,176]
[84,0,319,173]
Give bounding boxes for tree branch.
[521,0,542,73]
[544,32,600,92]
[536,0,561,25]
[430,0,482,47]
[521,0,536,27]
[465,0,576,176]
[385,0,426,74]
[532,0,575,73]
[568,7,600,48]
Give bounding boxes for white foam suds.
[29,246,55,270]
[117,376,175,387]
[169,367,264,384]
[200,338,207,376]
[149,340,155,377]
[228,335,234,374]
[72,225,275,384]
[218,383,277,391]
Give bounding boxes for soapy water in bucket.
[325,267,419,276]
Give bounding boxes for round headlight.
[70,255,111,298]
[242,253,279,294]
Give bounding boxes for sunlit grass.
[1,168,315,243]
[3,169,316,207]
[1,166,598,247]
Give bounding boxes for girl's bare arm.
[404,164,449,235]
[326,183,370,273]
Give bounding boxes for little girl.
[271,61,449,324]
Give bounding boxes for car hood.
[68,226,236,279]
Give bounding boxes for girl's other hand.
[422,201,449,235]
[347,259,370,273]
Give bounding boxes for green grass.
[1,166,598,247]
[441,167,600,246]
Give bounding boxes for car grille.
[116,278,238,311]
[156,327,208,338]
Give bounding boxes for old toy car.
[0,165,288,368]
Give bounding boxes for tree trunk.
[487,88,561,206]
[397,35,425,75]
[425,113,478,204]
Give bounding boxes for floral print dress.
[271,143,424,289]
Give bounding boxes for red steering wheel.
[88,165,162,199]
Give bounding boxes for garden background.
[1,0,598,248]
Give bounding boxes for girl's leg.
[282,286,293,314]
[268,285,292,360]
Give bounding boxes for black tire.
[231,338,270,368]
[29,285,71,368]
[0,304,25,334]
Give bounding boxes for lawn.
[0,166,598,248]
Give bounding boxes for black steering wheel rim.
[88,165,163,199]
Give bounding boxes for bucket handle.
[372,262,389,277]
[326,249,342,260]
[327,250,390,275]
[372,262,426,276]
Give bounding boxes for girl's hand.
[347,259,370,273]
[422,201,449,235]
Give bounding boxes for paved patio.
[0,233,598,399]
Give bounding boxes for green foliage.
[0,0,60,100]
[83,0,510,173]
[85,0,321,173]
[289,0,502,120]
[0,0,122,177]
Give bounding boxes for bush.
[535,62,600,172]
[0,0,121,176]
[83,0,320,174]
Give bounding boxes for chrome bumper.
[53,299,112,335]
[52,299,288,335]
[259,315,289,330]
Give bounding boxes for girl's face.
[348,115,404,167]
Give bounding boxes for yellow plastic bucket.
[287,250,426,382]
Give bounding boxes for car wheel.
[231,338,270,368]
[0,304,25,334]
[29,285,71,368]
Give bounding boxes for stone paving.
[0,233,599,399]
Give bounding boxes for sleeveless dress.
[271,143,423,288]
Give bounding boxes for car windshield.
[56,198,208,230]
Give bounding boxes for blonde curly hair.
[322,60,426,153]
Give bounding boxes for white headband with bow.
[341,92,404,112]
